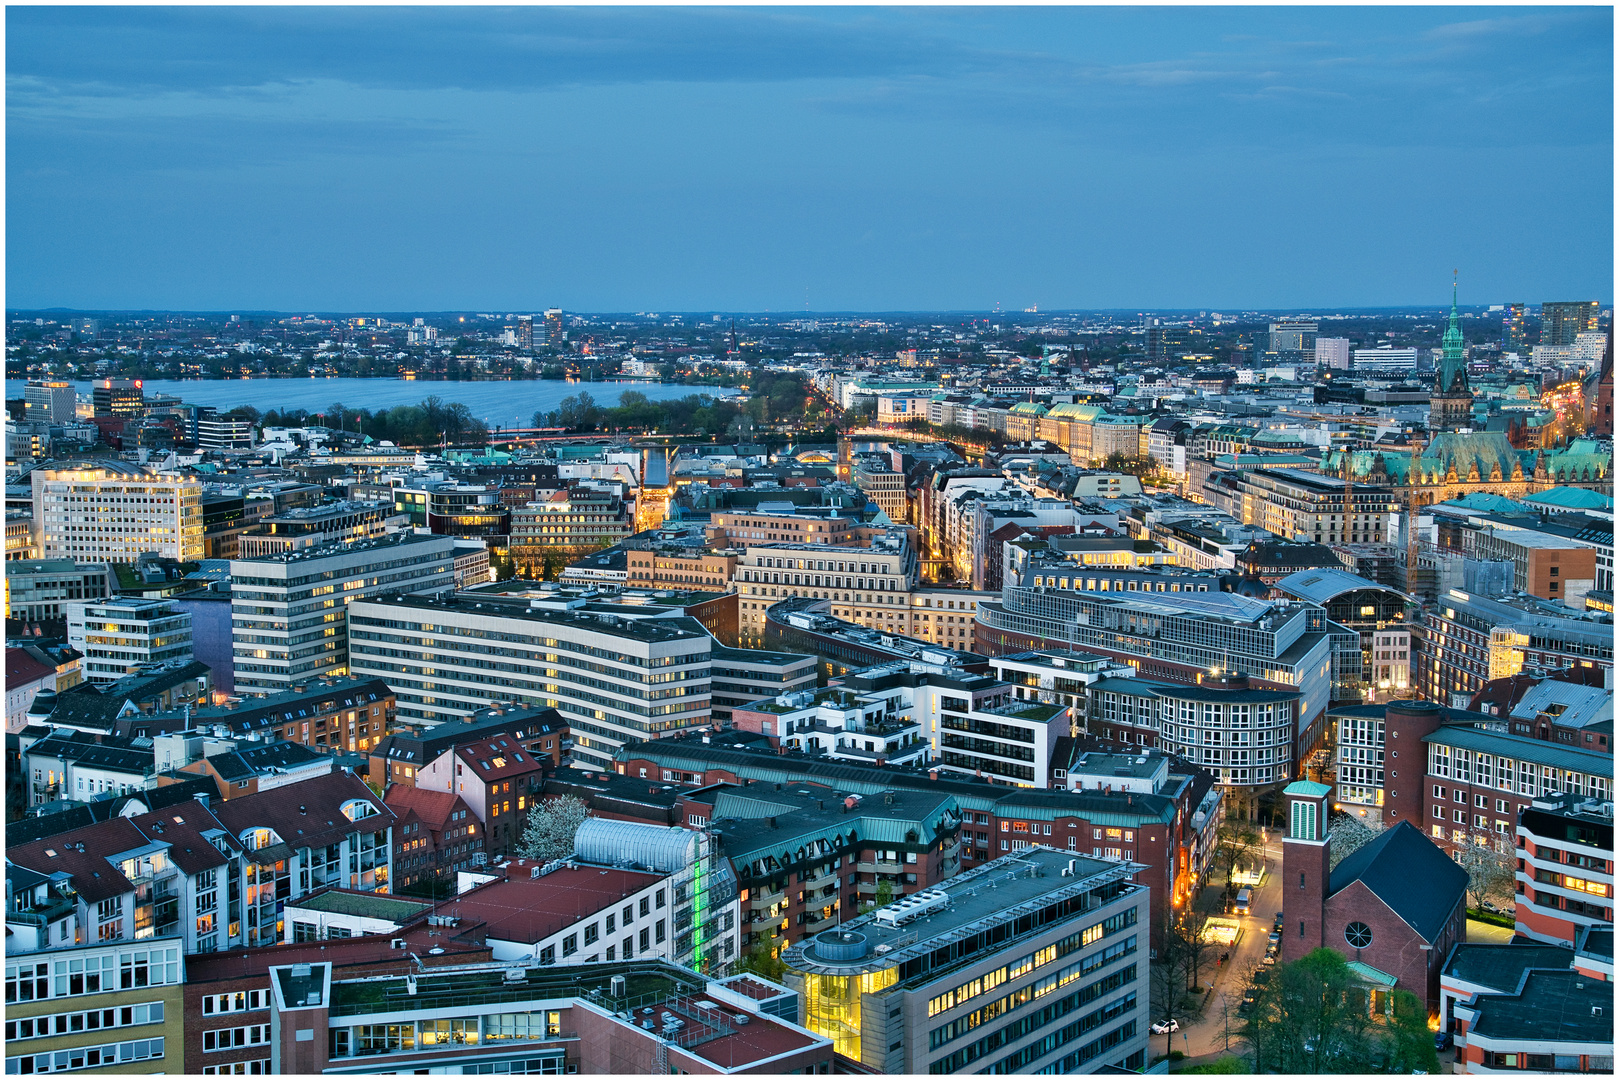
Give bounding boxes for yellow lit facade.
[801,965,897,1061]
[30,463,203,564]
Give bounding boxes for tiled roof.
[449,867,665,944]
[6,647,56,687]
[383,785,463,829]
[212,770,394,851]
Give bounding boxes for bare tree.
[1172,906,1216,992]
[1217,822,1262,891]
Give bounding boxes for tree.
[516,795,591,864]
[736,942,785,982]
[1452,841,1517,911]
[1148,938,1188,1057]
[1327,812,1384,869]
[1170,906,1216,991]
[1216,821,1262,891]
[1242,948,1438,1075]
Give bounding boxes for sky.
[6,6,1613,313]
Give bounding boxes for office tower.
[545,308,564,346]
[1503,302,1527,350]
[31,461,204,563]
[229,532,457,694]
[1315,337,1351,370]
[24,380,77,423]
[1268,319,1318,354]
[516,314,534,350]
[1541,301,1600,346]
[346,592,713,761]
[66,597,194,683]
[91,378,144,417]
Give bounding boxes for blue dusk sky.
[6,6,1612,312]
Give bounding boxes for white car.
[1150,1019,1180,1035]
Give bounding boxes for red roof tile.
[7,647,56,688]
[449,866,664,944]
[384,785,463,830]
[212,770,394,850]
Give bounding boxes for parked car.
[1150,1019,1180,1035]
[1262,952,1278,965]
[1435,1031,1454,1052]
[1267,930,1282,944]
[1274,911,1285,929]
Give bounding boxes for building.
[1082,672,1304,821]
[545,307,564,346]
[348,592,714,765]
[24,379,77,423]
[1316,337,1351,370]
[1281,781,1468,1007]
[92,378,144,417]
[626,546,739,592]
[1415,588,1613,706]
[131,674,396,753]
[229,532,458,694]
[850,454,908,523]
[508,488,632,571]
[1453,967,1613,1074]
[65,597,194,684]
[1513,791,1613,947]
[1431,284,1476,432]
[516,313,534,349]
[393,480,511,539]
[1351,346,1420,372]
[5,558,113,621]
[31,461,204,563]
[1219,469,1399,546]
[1541,301,1601,347]
[369,701,567,790]
[708,643,816,724]
[781,846,1150,1074]
[235,500,405,557]
[258,955,831,1075]
[1274,567,1414,702]
[383,785,478,886]
[1269,319,1319,355]
[976,569,1353,742]
[2,937,186,1077]
[8,512,39,561]
[705,506,864,549]
[198,410,256,450]
[1501,303,1528,350]
[6,644,84,734]
[735,530,919,641]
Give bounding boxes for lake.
[4,377,736,428]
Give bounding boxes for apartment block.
[705,505,864,548]
[708,643,816,724]
[735,529,919,640]
[1415,588,1613,705]
[31,460,204,563]
[229,532,457,694]
[347,593,713,767]
[625,545,739,592]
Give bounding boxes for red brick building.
[1283,781,1468,1008]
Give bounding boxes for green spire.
[1441,271,1464,365]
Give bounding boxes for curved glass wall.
[800,966,897,1062]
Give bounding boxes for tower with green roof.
[1430,272,1475,432]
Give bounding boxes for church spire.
[1430,270,1475,432]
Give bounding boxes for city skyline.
[8,6,1613,312]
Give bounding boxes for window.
[1344,922,1373,949]
[203,1025,271,1052]
[561,934,577,957]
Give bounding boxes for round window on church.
[1344,921,1373,949]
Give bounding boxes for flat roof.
[1424,726,1613,777]
[288,889,434,922]
[354,594,711,644]
[789,847,1141,975]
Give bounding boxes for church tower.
[1281,780,1333,963]
[1430,273,1474,432]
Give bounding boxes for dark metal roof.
[1328,820,1467,943]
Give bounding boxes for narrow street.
[1171,837,1284,1060]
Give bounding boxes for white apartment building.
[24,379,78,422]
[1316,337,1351,370]
[346,593,714,768]
[31,461,204,563]
[229,532,457,693]
[66,597,194,684]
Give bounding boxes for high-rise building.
[1315,337,1351,370]
[24,379,77,423]
[1268,319,1318,355]
[1541,301,1601,347]
[545,307,564,346]
[65,596,194,683]
[31,461,204,563]
[516,314,534,350]
[91,378,144,417]
[347,592,714,762]
[1431,279,1475,432]
[1502,302,1527,350]
[229,532,458,694]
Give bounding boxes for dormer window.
[340,800,377,823]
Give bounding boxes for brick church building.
[1282,780,1469,1008]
